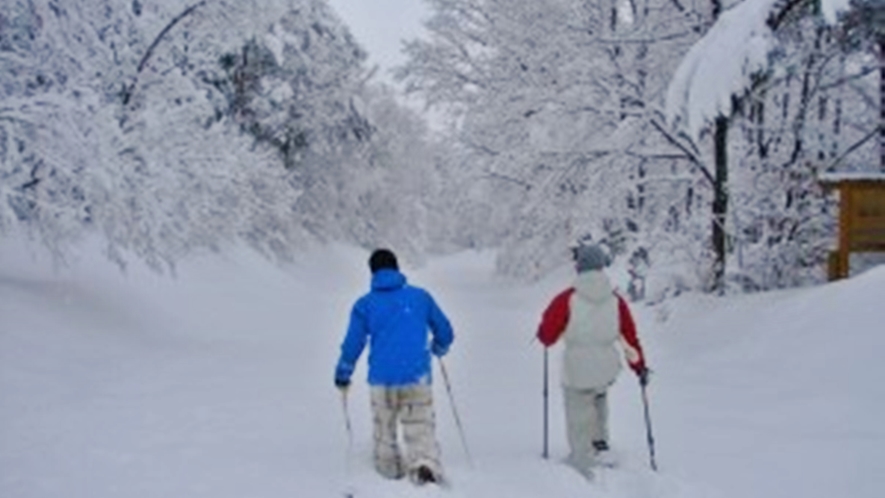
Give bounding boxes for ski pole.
[439,358,474,468]
[542,347,549,460]
[640,383,658,471]
[341,389,356,498]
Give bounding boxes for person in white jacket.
[536,243,648,478]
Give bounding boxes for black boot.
[413,465,437,485]
[592,440,617,467]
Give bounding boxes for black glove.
[637,366,650,387]
[334,377,351,390]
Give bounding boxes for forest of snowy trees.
[0,0,446,271]
[397,0,884,295]
[1,0,883,296]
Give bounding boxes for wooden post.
[837,186,853,279]
[827,251,842,281]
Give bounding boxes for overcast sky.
[327,0,430,83]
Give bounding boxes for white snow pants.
[370,384,442,480]
[563,386,609,474]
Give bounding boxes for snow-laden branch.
[665,0,851,138]
[665,0,778,137]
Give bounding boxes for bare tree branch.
[124,1,209,104]
[478,172,533,190]
[650,118,715,185]
[826,125,882,170]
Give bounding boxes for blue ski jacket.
[335,269,454,387]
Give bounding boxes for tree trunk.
[712,115,729,293]
[707,0,728,294]
[879,34,885,172]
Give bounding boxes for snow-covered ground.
[2,238,883,498]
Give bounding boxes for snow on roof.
[818,171,885,184]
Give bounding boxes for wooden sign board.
[819,173,885,280]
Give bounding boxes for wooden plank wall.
[828,180,885,280]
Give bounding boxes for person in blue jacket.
[334,248,454,485]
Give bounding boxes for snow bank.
[2,238,883,498]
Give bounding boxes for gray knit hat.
[573,243,609,273]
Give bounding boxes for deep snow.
[1,239,883,498]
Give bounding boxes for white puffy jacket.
[560,271,622,390]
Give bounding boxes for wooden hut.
[818,173,885,280]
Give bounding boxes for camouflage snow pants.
[370,384,443,481]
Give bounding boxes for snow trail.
[2,241,883,497]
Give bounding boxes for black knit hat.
[369,248,398,273]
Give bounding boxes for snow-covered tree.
[202,5,372,169]
[396,0,706,280]
[664,0,881,291]
[0,0,413,271]
[837,0,885,171]
[395,0,880,295]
